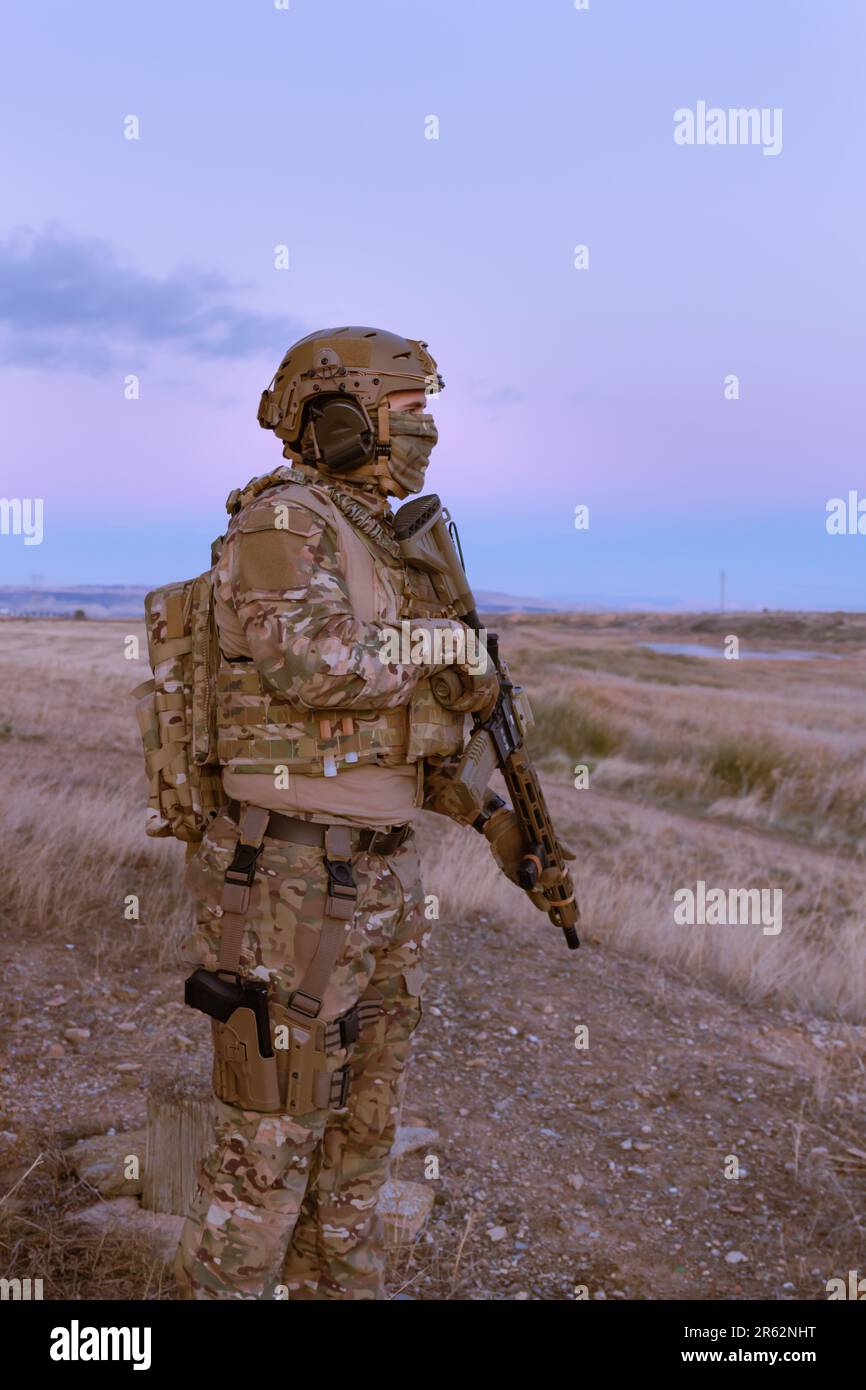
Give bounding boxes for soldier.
[174,326,529,1300]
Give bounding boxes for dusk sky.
[1,0,864,608]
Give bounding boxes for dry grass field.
[2,611,865,1300]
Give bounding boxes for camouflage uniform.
[176,812,428,1300]
[175,467,469,1301]
[173,326,503,1302]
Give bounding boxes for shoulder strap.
[224,465,306,517]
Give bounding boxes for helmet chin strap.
[376,402,391,449]
[369,401,410,497]
[373,461,409,499]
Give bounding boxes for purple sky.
[1,0,864,608]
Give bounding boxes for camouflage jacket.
[212,466,468,777]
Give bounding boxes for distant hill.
[0,586,151,619]
[0,584,574,619]
[0,585,683,619]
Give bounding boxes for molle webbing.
[216,662,408,776]
[134,572,223,842]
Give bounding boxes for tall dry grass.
[2,616,866,1021]
[0,620,190,966]
[418,808,866,1022]
[523,640,866,853]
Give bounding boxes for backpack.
[132,563,224,843]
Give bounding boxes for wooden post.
[142,1066,214,1216]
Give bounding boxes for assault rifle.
[394,495,579,951]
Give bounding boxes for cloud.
[0,225,302,371]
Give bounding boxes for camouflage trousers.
[174,806,430,1301]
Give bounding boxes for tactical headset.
[304,395,383,474]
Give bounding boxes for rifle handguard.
[396,492,579,953]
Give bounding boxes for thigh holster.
[185,968,282,1111]
[185,808,379,1115]
[271,993,382,1114]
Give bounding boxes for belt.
[224,800,413,857]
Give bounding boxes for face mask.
[387,410,438,494]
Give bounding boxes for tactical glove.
[429,664,499,718]
[483,806,576,913]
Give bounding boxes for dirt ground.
[1,614,865,1300]
[2,791,864,1301]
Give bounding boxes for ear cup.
[308,398,375,473]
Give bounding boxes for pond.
[638,642,841,661]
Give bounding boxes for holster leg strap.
[217,803,271,975]
[288,824,358,1020]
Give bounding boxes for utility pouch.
[271,1002,352,1115]
[184,967,281,1112]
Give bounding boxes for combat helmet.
[258,326,444,469]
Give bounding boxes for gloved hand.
[429,665,499,718]
[483,806,546,912]
[483,807,576,912]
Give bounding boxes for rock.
[67,1198,184,1264]
[46,1043,65,1058]
[64,1027,91,1043]
[64,1129,147,1197]
[567,1173,585,1191]
[487,1225,508,1243]
[377,1179,434,1246]
[393,1126,440,1160]
[68,1195,140,1226]
[115,1062,142,1073]
[725,1250,748,1264]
